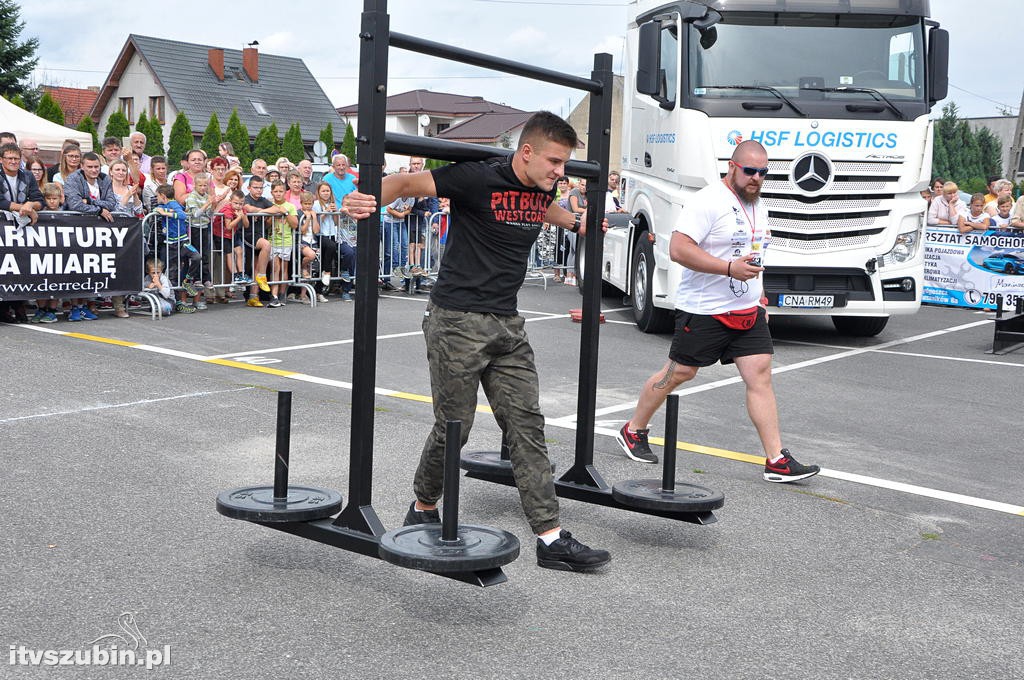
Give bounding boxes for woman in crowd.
[27,157,46,189]
[110,160,143,218]
[51,143,82,185]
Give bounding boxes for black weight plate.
[459,450,555,476]
[611,479,724,512]
[379,523,520,573]
[216,485,343,523]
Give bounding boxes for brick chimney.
[208,48,225,81]
[243,46,259,83]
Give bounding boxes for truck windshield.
[688,13,925,113]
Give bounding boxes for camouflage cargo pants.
[414,302,560,535]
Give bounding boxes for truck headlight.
[879,216,921,267]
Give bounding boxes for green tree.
[34,91,64,126]
[76,116,99,151]
[975,127,1003,179]
[318,122,334,157]
[282,123,305,164]
[199,112,222,160]
[104,110,131,141]
[7,93,25,109]
[167,111,194,165]
[340,122,356,161]
[252,123,280,163]
[135,109,150,142]
[143,114,165,157]
[224,109,251,168]
[0,0,39,108]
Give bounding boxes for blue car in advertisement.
[982,252,1024,275]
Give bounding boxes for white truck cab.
[604,0,949,336]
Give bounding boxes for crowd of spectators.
[0,131,375,323]
[2,129,600,324]
[925,174,1024,233]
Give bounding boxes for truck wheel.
[574,234,619,297]
[831,316,888,337]
[632,232,673,333]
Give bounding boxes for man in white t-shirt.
[615,139,819,484]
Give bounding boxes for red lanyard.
[723,179,758,245]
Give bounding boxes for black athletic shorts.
[668,307,774,367]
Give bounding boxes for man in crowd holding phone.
[615,140,819,484]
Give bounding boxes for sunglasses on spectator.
[730,161,769,177]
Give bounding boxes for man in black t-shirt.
[242,176,275,305]
[345,112,609,573]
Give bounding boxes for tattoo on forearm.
[653,361,677,389]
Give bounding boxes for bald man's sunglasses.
[730,161,769,177]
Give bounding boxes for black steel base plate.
[379,523,520,573]
[216,485,343,523]
[611,479,724,513]
[460,450,555,477]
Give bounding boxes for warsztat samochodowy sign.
[0,212,144,300]
[923,227,1024,310]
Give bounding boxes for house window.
[149,96,165,124]
[436,122,450,133]
[119,97,134,123]
[251,100,268,116]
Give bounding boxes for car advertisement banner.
[0,211,144,301]
[923,227,1024,310]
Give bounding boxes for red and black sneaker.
[616,423,659,464]
[764,449,820,483]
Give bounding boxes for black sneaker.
[615,423,658,464]
[403,501,440,527]
[763,449,820,483]
[537,531,611,572]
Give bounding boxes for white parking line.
[205,305,631,359]
[550,318,993,425]
[15,317,1020,518]
[0,387,253,424]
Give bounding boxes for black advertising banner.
[0,212,144,301]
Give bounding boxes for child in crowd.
[266,180,298,308]
[958,193,993,234]
[143,258,175,315]
[312,181,355,302]
[215,189,252,295]
[29,184,68,323]
[992,194,1013,230]
[294,191,320,304]
[185,173,215,309]
[153,184,201,314]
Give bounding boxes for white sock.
[537,530,562,546]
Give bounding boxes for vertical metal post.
[662,395,678,492]
[562,52,614,487]
[273,391,292,500]
[334,0,389,536]
[441,420,461,543]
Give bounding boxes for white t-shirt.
[673,180,768,314]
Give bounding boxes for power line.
[471,0,625,5]
[948,83,1018,114]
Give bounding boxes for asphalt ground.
[2,279,1022,679]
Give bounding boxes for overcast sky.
[23,0,1021,121]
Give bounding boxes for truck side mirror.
[636,21,662,97]
[927,27,949,104]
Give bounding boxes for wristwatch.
[572,214,582,232]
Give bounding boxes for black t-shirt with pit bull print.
[430,157,553,315]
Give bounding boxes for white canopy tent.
[0,95,93,155]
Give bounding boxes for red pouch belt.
[711,306,759,330]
